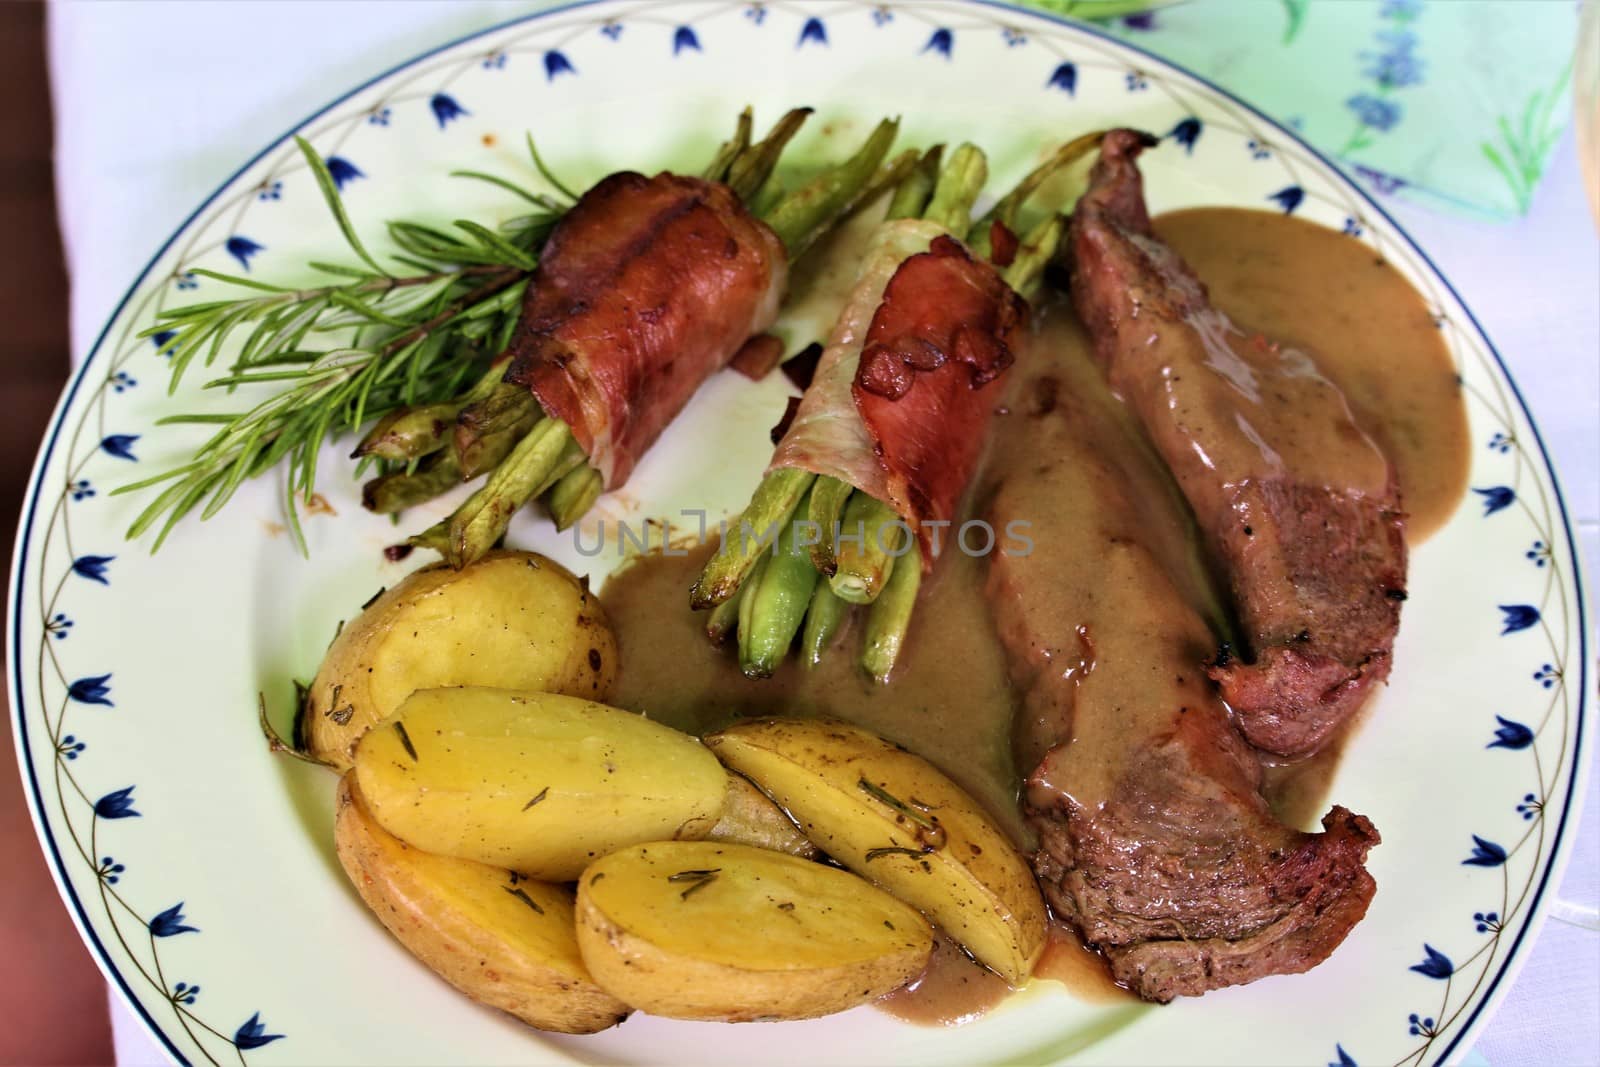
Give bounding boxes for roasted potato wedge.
[706,773,819,859]
[354,687,728,880]
[305,550,617,768]
[705,719,1047,984]
[334,774,630,1034]
[576,841,932,1021]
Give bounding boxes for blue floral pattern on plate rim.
[6,2,1589,1064]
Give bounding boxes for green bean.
[464,358,516,401]
[407,519,451,556]
[703,107,754,184]
[352,402,456,462]
[885,144,943,222]
[726,107,814,204]
[761,117,900,256]
[750,176,787,220]
[800,581,852,667]
[351,358,505,461]
[968,129,1104,257]
[415,439,575,552]
[533,439,586,498]
[704,587,742,645]
[829,492,907,605]
[690,468,814,608]
[547,465,602,531]
[362,448,462,515]
[860,542,922,684]
[738,494,821,678]
[445,418,573,568]
[921,142,988,235]
[1002,214,1066,303]
[734,551,770,665]
[454,385,541,480]
[839,147,920,221]
[806,474,855,577]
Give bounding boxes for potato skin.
[333,774,631,1034]
[354,687,728,880]
[705,719,1047,985]
[576,841,932,1021]
[705,773,819,859]
[306,551,617,768]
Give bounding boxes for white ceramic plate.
[9,2,1591,1064]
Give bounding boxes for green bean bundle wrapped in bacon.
[371,110,911,567]
[693,134,1102,682]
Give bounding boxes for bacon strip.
[853,236,1027,559]
[768,220,1027,565]
[504,172,788,487]
[729,334,786,381]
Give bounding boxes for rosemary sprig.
[118,135,574,553]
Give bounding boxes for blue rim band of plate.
[5,1,1588,1064]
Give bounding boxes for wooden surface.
[0,4,116,1064]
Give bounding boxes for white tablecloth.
[46,3,1598,1065]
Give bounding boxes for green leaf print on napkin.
[1482,62,1574,216]
[1281,0,1310,44]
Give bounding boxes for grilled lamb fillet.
[1067,129,1407,759]
[985,352,1380,1001]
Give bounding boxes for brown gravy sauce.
[878,935,1015,1026]
[598,208,1469,1024]
[1031,923,1136,1004]
[602,540,1027,845]
[1156,209,1469,542]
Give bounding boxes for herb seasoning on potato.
[352,686,729,880]
[333,774,631,1034]
[304,550,617,768]
[706,718,1048,984]
[574,841,934,1022]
